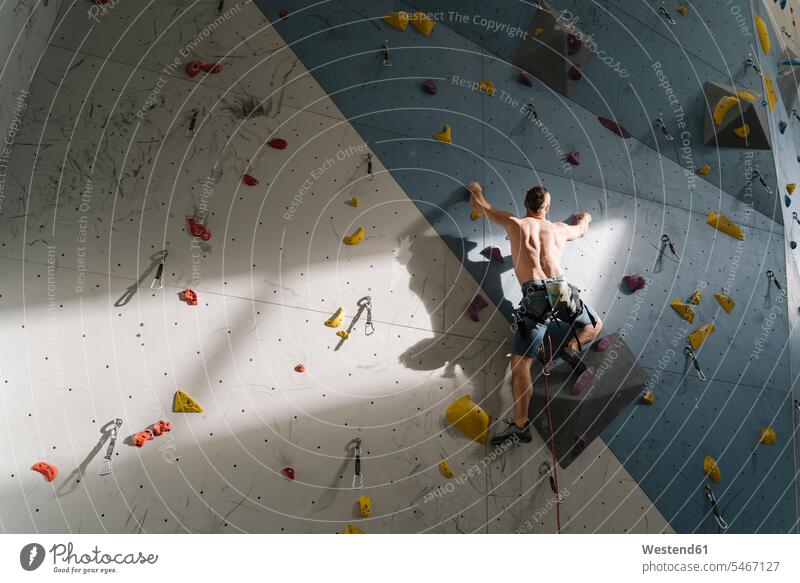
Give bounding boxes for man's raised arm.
[557,212,592,240]
[467,182,515,228]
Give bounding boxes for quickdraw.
[187,109,199,137]
[766,270,787,298]
[382,41,391,67]
[654,117,673,140]
[745,56,763,77]
[752,169,772,194]
[352,438,365,489]
[661,234,680,261]
[98,419,122,476]
[684,346,707,381]
[658,6,675,25]
[150,250,168,290]
[704,485,728,530]
[366,153,374,181]
[358,295,375,335]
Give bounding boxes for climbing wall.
[256,0,799,533]
[0,0,667,534]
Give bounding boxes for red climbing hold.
[567,33,583,55]
[519,72,533,87]
[95,0,109,4]
[282,467,295,480]
[294,363,305,373]
[151,420,173,437]
[279,10,289,20]
[31,462,58,482]
[187,217,211,241]
[623,274,646,293]
[185,60,203,78]
[480,246,504,263]
[267,138,288,150]
[467,294,489,322]
[179,289,198,306]
[202,63,222,74]
[242,173,259,186]
[594,335,615,352]
[598,116,632,138]
[566,151,580,166]
[571,367,596,396]
[424,79,438,95]
[132,430,154,448]
[568,64,582,81]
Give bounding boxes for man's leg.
[560,305,603,372]
[510,355,534,428]
[567,315,603,351]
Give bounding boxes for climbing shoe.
[490,419,532,446]
[557,346,588,374]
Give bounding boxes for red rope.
[541,337,561,533]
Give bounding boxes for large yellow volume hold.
[173,390,203,413]
[445,395,490,444]
[325,307,345,328]
[712,96,740,125]
[688,323,715,351]
[755,16,771,54]
[704,455,721,483]
[411,12,436,36]
[714,292,735,313]
[382,11,410,31]
[439,460,454,478]
[343,226,365,245]
[670,299,696,323]
[707,212,744,240]
[358,495,372,517]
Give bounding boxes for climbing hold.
[623,274,646,293]
[670,299,696,323]
[343,227,365,245]
[278,9,289,19]
[565,151,580,166]
[736,90,757,102]
[788,183,796,195]
[641,390,655,405]
[764,75,777,111]
[759,427,776,445]
[150,420,172,437]
[31,462,57,482]
[733,124,750,138]
[780,120,788,134]
[185,60,203,78]
[571,367,597,396]
[325,307,345,328]
[755,16,771,54]
[410,12,436,36]
[688,290,702,305]
[696,164,712,176]
[707,212,744,240]
[202,63,222,74]
[533,27,544,37]
[519,72,533,87]
[479,80,495,96]
[466,294,489,322]
[337,330,350,340]
[470,210,482,221]
[479,246,504,263]
[677,5,688,15]
[178,289,198,306]
[567,33,582,55]
[598,116,632,138]
[714,292,735,313]
[173,390,203,413]
[358,495,372,517]
[242,173,259,186]
[347,196,359,207]
[445,395,490,444]
[382,11,410,31]
[343,524,365,534]
[703,455,721,483]
[786,195,792,208]
[688,323,715,351]
[433,124,452,144]
[792,241,798,249]
[294,364,305,373]
[267,138,288,150]
[423,79,437,95]
[282,467,295,480]
[713,96,740,125]
[132,430,154,448]
[438,460,454,478]
[187,217,211,241]
[568,64,582,81]
[594,335,615,352]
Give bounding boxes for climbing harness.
[661,234,680,261]
[382,41,391,67]
[150,250,168,290]
[766,270,787,298]
[658,6,676,25]
[352,438,365,489]
[704,485,728,530]
[98,419,122,476]
[745,56,763,77]
[654,116,673,140]
[187,109,199,137]
[357,296,375,335]
[684,346,707,381]
[366,153,374,181]
[751,169,772,194]
[540,338,562,533]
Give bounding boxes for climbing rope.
[540,337,562,534]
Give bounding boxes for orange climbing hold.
[132,430,154,448]
[179,289,198,306]
[151,420,172,437]
[31,462,58,482]
[294,363,306,373]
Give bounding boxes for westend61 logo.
[19,542,158,574]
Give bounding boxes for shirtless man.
[467,182,603,445]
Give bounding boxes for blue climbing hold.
[781,0,787,10]
[780,121,788,134]
[786,195,792,207]
[792,241,797,249]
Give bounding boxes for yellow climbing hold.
[347,196,359,207]
[787,183,796,195]
[677,5,688,16]
[439,460,454,478]
[325,307,345,328]
[688,290,702,305]
[641,390,654,405]
[343,523,365,534]
[343,226,365,245]
[411,12,436,36]
[696,164,712,176]
[737,90,757,102]
[358,495,372,517]
[759,427,776,445]
[173,390,203,413]
[479,80,495,96]
[733,124,750,138]
[713,95,740,125]
[671,299,696,323]
[688,323,715,351]
[714,292,735,313]
[707,212,744,240]
[336,330,350,340]
[433,124,452,144]
[704,455,721,483]
[445,395,490,444]
[470,210,482,221]
[764,75,777,112]
[755,15,771,54]
[533,27,544,36]
[382,11,410,31]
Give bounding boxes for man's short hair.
[525,186,549,213]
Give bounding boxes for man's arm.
[557,212,592,240]
[467,182,516,228]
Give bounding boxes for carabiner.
[358,296,375,335]
[98,419,122,476]
[767,270,787,298]
[684,346,707,381]
[352,438,365,489]
[661,234,680,261]
[150,250,168,290]
[705,485,728,530]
